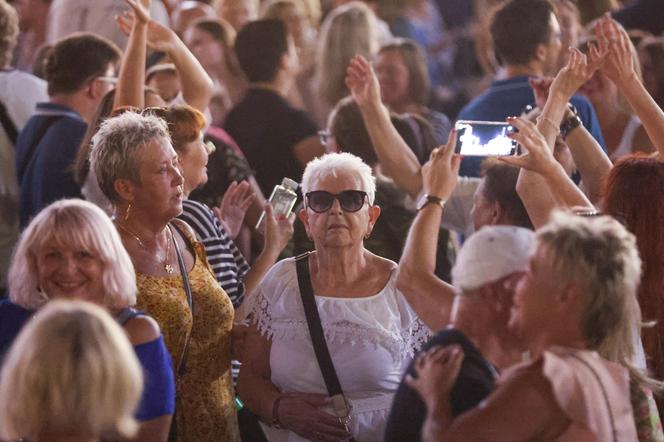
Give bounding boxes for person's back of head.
[481,159,533,229]
[315,1,377,106]
[490,0,555,67]
[0,0,18,69]
[234,19,289,83]
[0,300,143,441]
[44,32,121,96]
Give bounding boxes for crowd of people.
[0,0,663,441]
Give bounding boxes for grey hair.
[301,152,376,204]
[89,111,171,203]
[537,211,656,387]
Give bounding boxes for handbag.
[294,252,357,442]
[168,223,195,442]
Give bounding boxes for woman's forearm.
[358,102,423,199]
[421,403,453,442]
[618,74,664,157]
[114,21,147,109]
[167,38,214,113]
[564,125,612,204]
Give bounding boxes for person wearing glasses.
[15,32,121,228]
[237,149,462,441]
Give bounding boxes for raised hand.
[214,181,255,239]
[529,76,553,110]
[595,14,638,87]
[421,129,461,201]
[549,45,606,101]
[117,12,178,53]
[499,117,559,175]
[124,0,150,25]
[277,393,352,441]
[261,204,294,256]
[345,55,382,110]
[405,345,464,411]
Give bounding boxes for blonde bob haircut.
[0,300,143,440]
[8,199,137,310]
[301,152,376,205]
[536,211,660,388]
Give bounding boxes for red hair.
[602,155,664,383]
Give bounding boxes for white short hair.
[8,199,137,310]
[301,152,376,204]
[0,300,143,440]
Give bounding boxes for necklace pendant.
[165,263,174,274]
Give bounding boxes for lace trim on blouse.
[252,288,430,364]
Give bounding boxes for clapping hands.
[214,181,255,239]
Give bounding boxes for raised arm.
[346,55,423,199]
[515,48,604,227]
[118,13,214,113]
[596,15,664,156]
[501,117,593,210]
[114,0,150,109]
[396,132,458,331]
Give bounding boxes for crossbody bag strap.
[294,252,355,438]
[169,223,194,378]
[568,352,617,442]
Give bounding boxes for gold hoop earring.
[124,202,132,221]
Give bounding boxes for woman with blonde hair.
[0,198,175,442]
[305,1,379,126]
[0,300,143,442]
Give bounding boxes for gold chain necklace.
[116,223,174,274]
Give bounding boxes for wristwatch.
[560,104,582,139]
[416,194,446,211]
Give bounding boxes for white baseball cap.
[452,225,535,292]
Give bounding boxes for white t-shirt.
[249,258,431,442]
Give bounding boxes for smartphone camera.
[454,120,518,156]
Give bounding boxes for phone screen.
[454,120,518,156]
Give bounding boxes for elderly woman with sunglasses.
[237,150,461,442]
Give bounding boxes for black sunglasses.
[305,190,368,213]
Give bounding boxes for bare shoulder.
[124,315,162,346]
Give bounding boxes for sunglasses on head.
[305,190,368,213]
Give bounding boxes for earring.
[124,202,132,221]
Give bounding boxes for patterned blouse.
[135,219,239,441]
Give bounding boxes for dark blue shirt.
[16,102,86,227]
[385,328,497,442]
[456,76,606,177]
[0,300,175,420]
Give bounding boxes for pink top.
[539,347,637,441]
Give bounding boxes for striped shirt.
[178,199,249,308]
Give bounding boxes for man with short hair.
[386,224,532,442]
[457,0,605,177]
[224,19,323,195]
[16,32,121,227]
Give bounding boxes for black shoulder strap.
[169,222,194,378]
[17,115,64,180]
[0,99,18,145]
[295,252,355,438]
[294,252,344,396]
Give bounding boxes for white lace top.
[249,258,431,442]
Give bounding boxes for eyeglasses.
[95,76,118,85]
[305,190,368,213]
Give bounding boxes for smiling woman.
[0,199,175,442]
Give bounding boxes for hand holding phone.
[454,120,518,156]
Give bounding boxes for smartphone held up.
[454,120,518,156]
